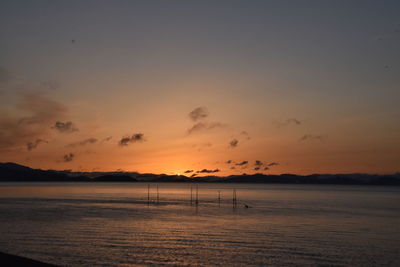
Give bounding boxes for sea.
[0,182,399,266]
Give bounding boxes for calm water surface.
[0,182,399,266]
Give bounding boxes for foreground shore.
[0,252,57,266]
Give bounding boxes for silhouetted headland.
[0,251,57,267]
[0,162,399,185]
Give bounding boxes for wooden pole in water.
[233,189,237,207]
[195,185,199,206]
[147,184,150,204]
[218,190,221,206]
[156,185,159,203]
[232,189,234,207]
[190,186,193,205]
[234,189,237,206]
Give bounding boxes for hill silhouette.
[0,162,399,185]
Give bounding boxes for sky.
[0,0,399,175]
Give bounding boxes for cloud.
[63,153,74,162]
[192,142,213,151]
[190,173,197,177]
[226,160,232,164]
[300,134,324,142]
[184,170,193,173]
[240,131,251,140]
[119,133,145,146]
[187,107,228,135]
[287,118,301,125]
[264,167,269,170]
[26,139,47,151]
[16,94,67,125]
[229,139,239,148]
[274,118,302,127]
[189,107,209,121]
[52,121,78,133]
[67,138,97,148]
[267,162,279,166]
[196,169,220,173]
[236,161,248,166]
[100,136,113,143]
[187,122,226,134]
[230,166,236,169]
[254,167,260,171]
[255,160,263,166]
[0,92,68,150]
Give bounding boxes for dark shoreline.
[1,162,399,186]
[0,251,57,266]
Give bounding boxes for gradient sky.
[1,0,399,175]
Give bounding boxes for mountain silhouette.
[0,162,399,185]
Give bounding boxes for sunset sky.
[0,1,399,175]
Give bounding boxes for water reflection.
[0,183,399,266]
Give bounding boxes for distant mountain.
[222,173,400,185]
[0,162,399,185]
[93,175,137,182]
[0,162,89,182]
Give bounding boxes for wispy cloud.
[255,160,263,166]
[300,134,324,142]
[184,170,194,173]
[187,107,227,135]
[287,118,301,125]
[52,121,78,133]
[119,133,145,146]
[196,169,220,173]
[236,161,248,166]
[189,107,209,121]
[67,138,97,148]
[26,139,47,151]
[192,142,213,151]
[240,131,251,140]
[100,136,112,143]
[0,92,68,150]
[229,139,239,148]
[63,153,75,162]
[187,122,226,134]
[274,118,302,128]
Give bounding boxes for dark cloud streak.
[0,92,68,150]
[300,134,323,142]
[67,138,97,148]
[119,133,145,146]
[229,139,239,148]
[52,121,78,133]
[63,153,74,162]
[189,107,209,121]
[255,160,263,166]
[275,118,302,128]
[26,139,47,151]
[196,169,220,173]
[187,122,226,134]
